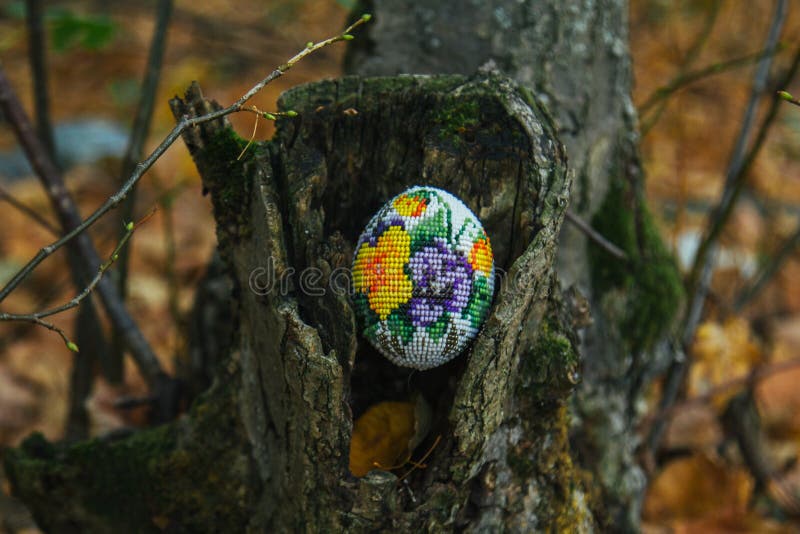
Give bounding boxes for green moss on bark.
[277,75,466,113]
[517,319,580,405]
[195,127,256,243]
[499,288,596,531]
[506,404,595,531]
[5,427,178,532]
[432,98,480,144]
[588,176,683,353]
[4,382,258,533]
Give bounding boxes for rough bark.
[5,73,597,531]
[344,1,683,529]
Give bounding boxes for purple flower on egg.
[407,239,473,327]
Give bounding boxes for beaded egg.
[351,186,495,370]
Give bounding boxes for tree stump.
[5,74,596,532]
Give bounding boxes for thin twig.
[0,14,371,306]
[680,0,721,69]
[639,44,785,136]
[638,0,721,138]
[25,0,56,160]
[0,14,370,403]
[236,107,296,160]
[778,90,800,107]
[645,0,790,456]
[397,435,442,482]
[115,0,173,296]
[150,175,184,350]
[110,0,174,381]
[0,66,166,385]
[639,44,785,115]
[734,223,800,310]
[0,216,132,352]
[237,111,260,161]
[687,0,788,296]
[565,209,628,261]
[11,314,76,350]
[0,209,155,349]
[683,43,800,324]
[0,185,59,235]
[669,354,800,415]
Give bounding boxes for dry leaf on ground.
[348,398,431,478]
[689,317,762,407]
[644,453,753,523]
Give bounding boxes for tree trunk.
[345,1,682,529]
[5,2,683,532]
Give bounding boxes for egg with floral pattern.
[352,186,495,370]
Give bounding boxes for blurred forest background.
[0,0,799,531]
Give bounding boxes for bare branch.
[0,66,166,385]
[645,0,790,457]
[9,313,78,352]
[734,223,800,310]
[639,44,785,116]
[25,0,56,160]
[0,210,154,349]
[0,13,371,403]
[638,0,716,136]
[0,14,371,305]
[681,0,722,66]
[565,209,628,261]
[110,0,174,381]
[115,0,174,291]
[687,0,789,299]
[681,44,800,336]
[0,184,59,235]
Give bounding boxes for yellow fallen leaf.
[349,398,431,478]
[689,317,761,407]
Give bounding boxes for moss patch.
[588,175,683,353]
[431,98,481,145]
[277,75,465,115]
[506,404,595,531]
[505,292,595,529]
[430,93,529,158]
[517,319,580,406]
[195,127,257,243]
[4,383,258,533]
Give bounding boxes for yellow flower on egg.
[393,194,428,217]
[469,236,493,275]
[353,225,413,320]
